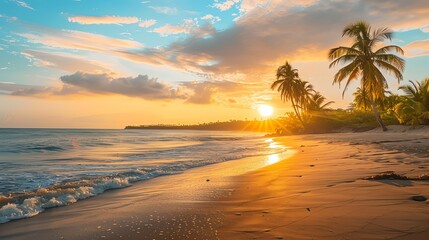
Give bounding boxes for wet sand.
[220,126,429,239]
[1,125,428,239]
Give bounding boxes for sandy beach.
[1,126,428,240]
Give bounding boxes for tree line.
[272,21,429,132]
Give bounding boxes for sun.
[257,104,274,118]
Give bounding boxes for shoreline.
[219,128,429,239]
[0,143,295,240]
[1,127,428,239]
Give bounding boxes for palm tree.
[297,80,315,112]
[271,62,305,126]
[396,78,429,124]
[329,21,405,131]
[399,78,429,110]
[308,92,334,111]
[353,87,372,111]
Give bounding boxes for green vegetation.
[271,62,308,127]
[271,21,428,135]
[128,21,428,135]
[395,78,429,125]
[125,119,284,132]
[328,21,405,131]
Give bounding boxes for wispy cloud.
[0,14,18,22]
[139,19,157,28]
[21,50,112,73]
[403,39,429,57]
[149,6,178,15]
[18,27,144,53]
[11,0,33,10]
[213,0,239,11]
[0,82,67,96]
[68,15,139,25]
[201,14,221,24]
[181,80,256,104]
[421,26,429,33]
[152,19,198,36]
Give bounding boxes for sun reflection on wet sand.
[264,137,294,165]
[267,154,280,165]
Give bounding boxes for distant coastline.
[125,119,280,132]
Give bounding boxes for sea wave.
[0,129,279,224]
[0,174,140,223]
[0,147,285,224]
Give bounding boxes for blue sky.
[0,0,240,85]
[1,0,429,128]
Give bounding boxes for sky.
[0,0,429,128]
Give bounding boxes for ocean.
[0,129,285,223]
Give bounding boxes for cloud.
[0,82,74,96]
[238,0,317,14]
[149,6,178,15]
[213,0,240,11]
[60,72,185,99]
[0,73,187,100]
[403,39,429,57]
[1,72,264,106]
[18,27,144,53]
[139,19,157,28]
[181,80,261,104]
[11,0,33,10]
[16,0,429,86]
[21,50,112,73]
[0,14,18,22]
[120,0,429,75]
[68,16,139,25]
[201,14,221,24]
[421,26,429,33]
[152,19,199,36]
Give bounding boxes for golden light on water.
[257,104,274,118]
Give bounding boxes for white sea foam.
[0,129,279,224]
[0,176,135,223]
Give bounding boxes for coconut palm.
[329,21,405,131]
[271,62,305,126]
[308,92,334,111]
[399,78,429,110]
[396,78,429,125]
[394,98,429,125]
[353,87,372,111]
[297,80,315,112]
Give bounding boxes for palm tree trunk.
[291,98,305,128]
[371,100,387,131]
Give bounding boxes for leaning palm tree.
[308,92,334,111]
[329,21,405,131]
[271,62,305,126]
[296,80,315,112]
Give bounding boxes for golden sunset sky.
[1,0,428,128]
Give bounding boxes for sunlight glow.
[258,104,274,118]
[267,154,280,165]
